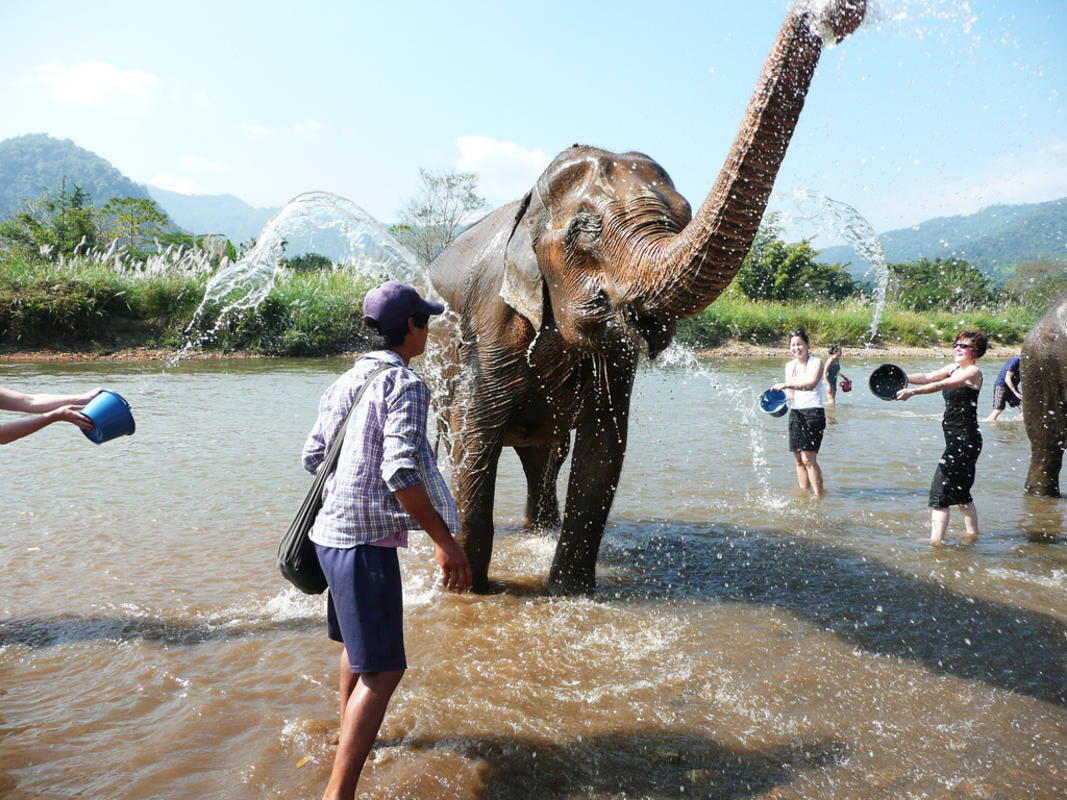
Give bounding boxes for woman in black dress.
[896,331,986,545]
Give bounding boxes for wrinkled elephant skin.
[429,1,867,594]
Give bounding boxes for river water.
[1,353,1063,799]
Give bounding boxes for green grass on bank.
[0,255,206,348]
[0,255,1043,356]
[188,270,378,356]
[678,295,1039,350]
[0,254,380,356]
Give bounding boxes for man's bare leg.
[323,661,404,800]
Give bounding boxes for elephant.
[427,0,867,594]
[1022,288,1067,497]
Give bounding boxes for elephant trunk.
[623,0,865,321]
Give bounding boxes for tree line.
[730,214,1064,313]
[0,180,236,264]
[0,175,1060,354]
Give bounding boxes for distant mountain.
[0,133,152,215]
[818,197,1067,284]
[145,186,278,245]
[0,133,279,244]
[7,133,1063,279]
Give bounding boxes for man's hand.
[434,536,472,593]
[394,482,472,593]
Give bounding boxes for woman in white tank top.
[771,329,827,497]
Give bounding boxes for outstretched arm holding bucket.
[0,386,100,445]
[895,364,980,400]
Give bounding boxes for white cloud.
[454,136,551,206]
[37,61,159,110]
[150,172,198,194]
[178,155,228,172]
[240,123,274,137]
[294,119,323,133]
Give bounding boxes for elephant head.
[429,0,867,594]
[498,0,867,350]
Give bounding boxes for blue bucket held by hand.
[759,388,788,418]
[82,390,135,444]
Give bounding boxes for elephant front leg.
[516,435,571,529]
[451,427,504,593]
[548,412,629,596]
[1024,392,1066,498]
[1026,445,1064,498]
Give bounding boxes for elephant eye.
[569,212,602,241]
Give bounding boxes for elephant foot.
[524,508,562,530]
[546,568,597,597]
[469,571,493,595]
[1024,482,1061,499]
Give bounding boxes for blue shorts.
[314,543,406,674]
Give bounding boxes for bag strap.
[317,361,394,477]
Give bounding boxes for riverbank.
[0,339,1023,363]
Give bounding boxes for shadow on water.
[384,731,847,800]
[600,521,1067,707]
[0,612,319,649]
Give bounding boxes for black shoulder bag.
[277,363,392,594]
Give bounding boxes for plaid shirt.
[302,350,461,548]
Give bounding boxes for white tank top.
[786,357,825,409]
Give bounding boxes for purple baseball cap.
[362,280,445,331]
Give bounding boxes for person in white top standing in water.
[772,329,827,497]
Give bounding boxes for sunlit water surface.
[2,354,1063,799]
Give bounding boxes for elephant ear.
[500,192,544,329]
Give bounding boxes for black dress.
[928,376,982,509]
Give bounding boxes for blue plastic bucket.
[759,388,788,417]
[869,364,908,401]
[81,390,136,444]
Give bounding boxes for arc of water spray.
[780,189,889,345]
[172,191,424,365]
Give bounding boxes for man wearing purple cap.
[302,280,470,799]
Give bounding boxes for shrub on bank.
[677,295,1036,350]
[0,252,1040,356]
[0,255,207,348]
[175,268,379,356]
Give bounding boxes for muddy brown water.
[1,354,1064,799]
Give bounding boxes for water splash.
[173,191,420,363]
[865,0,979,41]
[653,343,784,510]
[774,189,889,344]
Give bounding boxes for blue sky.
[2,0,1064,243]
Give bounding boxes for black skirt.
[789,408,826,453]
[928,428,982,508]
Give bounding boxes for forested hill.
[818,197,1067,283]
[146,186,277,245]
[0,134,278,244]
[0,133,152,215]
